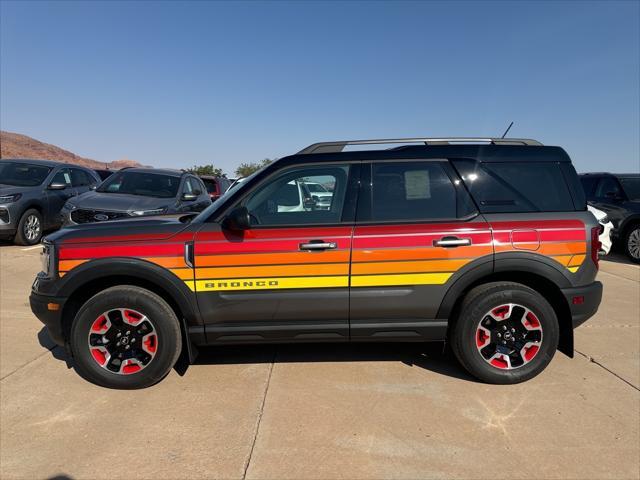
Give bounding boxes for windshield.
[0,162,52,186]
[97,171,181,198]
[619,177,640,200]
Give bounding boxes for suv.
[30,138,602,389]
[0,159,100,245]
[199,176,231,201]
[61,168,211,226]
[579,173,640,262]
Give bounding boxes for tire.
[451,282,559,384]
[70,285,182,389]
[623,225,640,264]
[14,208,43,246]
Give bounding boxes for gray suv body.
[61,168,211,226]
[0,159,100,245]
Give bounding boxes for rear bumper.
[29,289,67,346]
[561,281,603,329]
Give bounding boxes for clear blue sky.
[1,1,638,174]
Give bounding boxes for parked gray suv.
[0,159,100,245]
[61,168,211,226]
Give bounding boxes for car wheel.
[70,285,182,389]
[624,225,640,263]
[14,208,43,246]
[451,282,559,384]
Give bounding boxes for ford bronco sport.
[30,137,603,389]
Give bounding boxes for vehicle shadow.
[38,326,478,383]
[192,341,479,383]
[601,252,638,266]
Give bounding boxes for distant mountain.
[0,131,143,169]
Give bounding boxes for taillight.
[591,227,601,269]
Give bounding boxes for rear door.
[193,162,359,343]
[349,159,492,340]
[45,168,76,226]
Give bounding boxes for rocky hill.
[0,131,142,169]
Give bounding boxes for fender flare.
[57,257,201,362]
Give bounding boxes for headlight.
[128,207,168,217]
[0,193,22,203]
[40,242,55,277]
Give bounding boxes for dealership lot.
[0,244,638,479]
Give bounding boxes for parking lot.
[0,243,638,480]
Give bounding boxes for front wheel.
[451,282,559,384]
[624,225,640,263]
[70,286,182,389]
[14,208,43,245]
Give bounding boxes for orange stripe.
[195,250,350,267]
[194,263,350,279]
[352,246,492,262]
[568,254,586,267]
[352,259,471,275]
[58,259,88,271]
[145,256,189,268]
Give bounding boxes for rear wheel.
[14,209,42,245]
[624,225,640,263]
[70,286,181,389]
[451,282,559,384]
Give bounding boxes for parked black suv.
[61,168,211,226]
[580,173,640,262]
[30,137,602,389]
[0,159,100,245]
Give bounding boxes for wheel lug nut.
[125,345,130,350]
[497,333,502,338]
[502,325,507,331]
[511,328,515,333]
[117,332,121,337]
[126,331,131,335]
[502,340,507,345]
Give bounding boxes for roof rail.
[297,137,543,154]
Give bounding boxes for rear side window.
[370,162,457,221]
[619,177,640,200]
[452,160,575,213]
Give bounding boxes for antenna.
[501,122,514,138]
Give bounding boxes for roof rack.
[297,137,543,154]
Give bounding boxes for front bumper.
[30,285,67,346]
[561,281,603,329]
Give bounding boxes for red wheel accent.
[476,329,489,348]
[121,361,142,374]
[523,311,540,329]
[490,356,509,369]
[123,309,144,326]
[523,344,540,361]
[91,348,107,365]
[143,334,157,353]
[491,305,510,319]
[91,315,109,333]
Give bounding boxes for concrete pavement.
[1,245,638,480]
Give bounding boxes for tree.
[235,158,274,178]
[188,164,226,177]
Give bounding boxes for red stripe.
[195,238,351,255]
[60,232,194,245]
[489,220,584,229]
[59,243,183,259]
[353,223,488,236]
[195,226,352,242]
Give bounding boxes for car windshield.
[619,177,640,200]
[0,162,52,186]
[97,171,180,198]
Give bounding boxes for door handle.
[433,236,472,248]
[299,241,337,251]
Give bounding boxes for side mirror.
[181,192,198,201]
[48,183,67,190]
[223,206,251,231]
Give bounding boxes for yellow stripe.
[568,254,586,267]
[351,272,452,287]
[188,275,349,292]
[568,266,579,273]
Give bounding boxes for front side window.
[244,165,349,226]
[97,171,181,198]
[595,177,623,199]
[369,162,457,221]
[0,162,52,186]
[51,168,72,187]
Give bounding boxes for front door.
[193,162,358,343]
[349,160,492,340]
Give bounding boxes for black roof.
[580,172,639,177]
